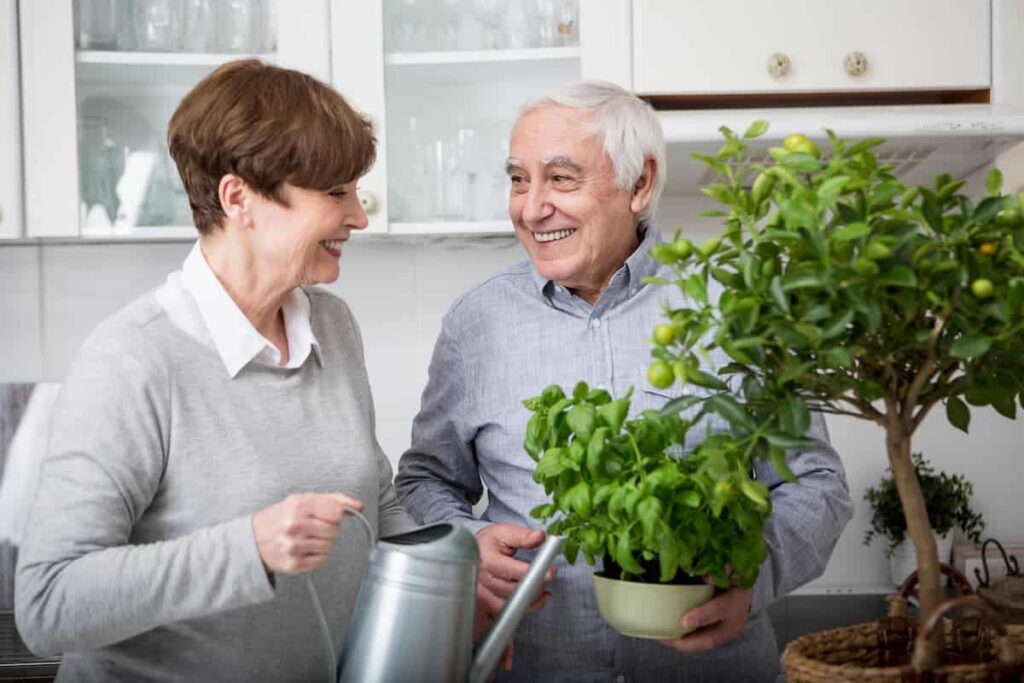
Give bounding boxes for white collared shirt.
[155,241,321,377]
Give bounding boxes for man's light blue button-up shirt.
[396,225,853,683]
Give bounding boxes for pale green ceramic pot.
[592,574,715,639]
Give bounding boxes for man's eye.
[328,190,347,199]
[552,175,575,183]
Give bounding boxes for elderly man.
[396,81,853,682]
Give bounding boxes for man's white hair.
[518,80,667,224]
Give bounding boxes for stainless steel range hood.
[659,104,1024,195]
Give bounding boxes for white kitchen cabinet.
[19,0,330,239]
[632,0,990,96]
[332,0,591,235]
[0,0,22,239]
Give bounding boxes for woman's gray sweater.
[15,287,415,682]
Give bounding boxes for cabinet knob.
[843,51,868,77]
[358,191,379,215]
[766,53,791,79]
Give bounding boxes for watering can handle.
[341,505,376,545]
[306,505,376,683]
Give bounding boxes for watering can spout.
[468,535,564,683]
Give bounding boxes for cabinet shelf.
[385,46,579,66]
[384,47,580,85]
[76,50,274,66]
[75,50,275,88]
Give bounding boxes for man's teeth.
[533,229,576,243]
[322,239,345,250]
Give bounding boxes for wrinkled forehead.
[508,107,606,169]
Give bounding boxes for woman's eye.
[329,191,347,199]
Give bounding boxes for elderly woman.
[14,60,415,681]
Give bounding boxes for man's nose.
[520,183,554,225]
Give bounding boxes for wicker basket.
[974,539,1024,626]
[783,564,1022,682]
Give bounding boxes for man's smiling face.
[506,106,647,304]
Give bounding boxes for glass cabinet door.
[0,0,21,239]
[334,0,581,235]
[20,0,329,239]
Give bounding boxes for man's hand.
[252,493,365,575]
[473,524,558,669]
[658,585,753,653]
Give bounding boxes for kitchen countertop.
[0,611,58,681]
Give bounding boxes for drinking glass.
[74,0,118,50]
[132,0,182,52]
[216,0,262,53]
[181,0,214,52]
[556,0,578,46]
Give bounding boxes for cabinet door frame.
[329,0,389,235]
[19,0,331,239]
[0,0,23,238]
[20,0,78,238]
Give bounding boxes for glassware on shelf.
[74,0,118,50]
[215,0,269,53]
[503,0,530,50]
[181,0,215,53]
[555,0,578,46]
[78,116,124,233]
[132,0,182,52]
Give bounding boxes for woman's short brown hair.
[167,59,375,235]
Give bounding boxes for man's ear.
[630,156,658,215]
[218,174,253,229]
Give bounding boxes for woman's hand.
[252,493,365,574]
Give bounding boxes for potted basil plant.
[522,381,772,638]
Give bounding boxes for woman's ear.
[218,174,253,229]
[630,156,658,215]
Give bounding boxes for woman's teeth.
[533,229,576,243]
[322,239,345,250]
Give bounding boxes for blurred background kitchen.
[2,0,1024,677]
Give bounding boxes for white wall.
[0,194,1021,592]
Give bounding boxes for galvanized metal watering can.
[315,511,562,683]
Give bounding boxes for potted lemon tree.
[647,121,1023,674]
[523,381,772,638]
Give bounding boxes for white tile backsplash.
[0,247,42,381]
[40,241,191,379]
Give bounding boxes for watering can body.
[338,523,562,683]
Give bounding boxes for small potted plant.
[863,453,985,587]
[522,381,772,638]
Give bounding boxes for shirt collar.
[180,242,322,378]
[529,221,663,302]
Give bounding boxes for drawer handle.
[766,52,791,79]
[358,190,379,215]
[843,51,869,77]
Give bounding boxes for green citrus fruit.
[783,133,821,157]
[971,278,995,298]
[671,238,694,259]
[647,360,675,389]
[653,323,676,346]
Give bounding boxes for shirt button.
[592,318,602,329]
